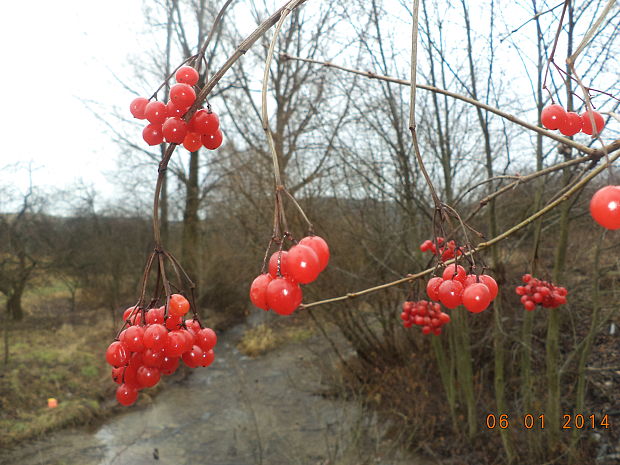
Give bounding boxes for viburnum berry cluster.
[515,274,568,311]
[590,185,620,230]
[426,265,498,313]
[105,293,217,406]
[129,65,223,151]
[541,104,604,136]
[249,236,329,316]
[419,237,462,262]
[401,300,450,335]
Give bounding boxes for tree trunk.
[182,150,201,296]
[7,288,24,321]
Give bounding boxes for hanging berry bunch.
[515,274,567,311]
[541,105,604,137]
[400,300,450,335]
[419,236,464,262]
[129,65,223,151]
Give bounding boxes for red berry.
[166,99,189,118]
[170,83,196,108]
[266,277,302,315]
[169,294,190,317]
[202,130,223,150]
[299,236,330,272]
[122,306,141,325]
[442,265,466,283]
[581,110,605,136]
[522,274,532,283]
[590,185,620,230]
[164,330,186,357]
[250,274,272,310]
[463,274,477,289]
[130,97,149,119]
[160,356,180,375]
[541,104,567,130]
[112,367,125,384]
[185,318,201,333]
[145,307,165,325]
[143,324,168,350]
[162,117,188,144]
[106,341,129,367]
[183,132,203,152]
[145,101,168,125]
[175,66,199,86]
[116,384,138,406]
[142,348,164,368]
[268,251,290,278]
[124,326,145,352]
[165,314,183,331]
[558,111,583,136]
[189,109,219,135]
[143,124,164,146]
[422,326,432,335]
[182,345,204,368]
[137,366,160,388]
[196,328,217,352]
[287,244,321,284]
[462,283,491,313]
[200,349,215,367]
[426,277,443,301]
[479,275,498,300]
[438,280,463,309]
[524,300,536,311]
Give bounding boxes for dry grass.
[237,323,314,357]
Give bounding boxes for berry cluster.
[515,274,567,311]
[541,104,605,136]
[590,185,620,230]
[129,65,223,151]
[250,236,330,316]
[419,237,462,262]
[426,265,498,313]
[105,294,217,406]
[401,300,450,335]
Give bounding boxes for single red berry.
[200,349,215,367]
[268,251,290,278]
[184,318,201,333]
[462,283,491,313]
[165,314,183,331]
[162,117,188,144]
[160,356,180,375]
[143,324,169,350]
[581,110,605,136]
[590,185,620,230]
[116,384,138,406]
[183,132,203,152]
[143,124,164,146]
[106,341,129,367]
[541,104,567,130]
[463,274,477,289]
[122,364,141,389]
[189,109,219,135]
[439,312,450,324]
[130,97,149,119]
[166,99,189,118]
[250,273,273,310]
[442,264,466,283]
[299,236,330,272]
[433,328,442,336]
[169,294,190,317]
[145,101,168,125]
[145,307,165,325]
[522,274,532,283]
[196,328,217,352]
[142,348,164,368]
[122,306,141,325]
[137,366,161,388]
[426,277,443,301]
[422,326,432,335]
[176,66,199,86]
[479,275,498,300]
[524,300,536,311]
[124,326,145,352]
[179,329,195,353]
[558,111,583,136]
[202,130,223,150]
[170,83,196,108]
[182,345,204,368]
[164,330,186,357]
[438,280,463,309]
[112,366,125,384]
[266,277,302,315]
[287,244,321,284]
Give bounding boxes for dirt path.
[0,320,419,465]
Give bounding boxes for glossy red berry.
[169,294,190,317]
[268,251,290,277]
[112,366,125,384]
[558,111,583,136]
[160,356,180,375]
[479,275,498,300]
[124,326,145,352]
[541,104,567,130]
[164,314,183,331]
[581,110,605,136]
[590,185,620,230]
[196,328,217,352]
[426,277,443,301]
[142,348,164,368]
[200,349,215,367]
[162,117,188,144]
[299,236,330,272]
[175,66,199,86]
[266,277,302,315]
[170,83,196,108]
[183,132,203,152]
[462,283,491,313]
[145,307,165,325]
[166,99,188,118]
[142,124,163,145]
[116,384,138,406]
[130,97,149,119]
[145,101,168,125]
[106,341,129,367]
[164,330,186,358]
[438,280,463,309]
[189,109,219,135]
[524,300,536,311]
[442,265,466,283]
[122,306,141,325]
[250,273,273,310]
[202,130,223,150]
[143,324,169,350]
[137,366,161,388]
[287,244,321,284]
[182,345,204,368]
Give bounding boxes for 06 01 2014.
[485,414,610,429]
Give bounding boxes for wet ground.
[0,318,420,465]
